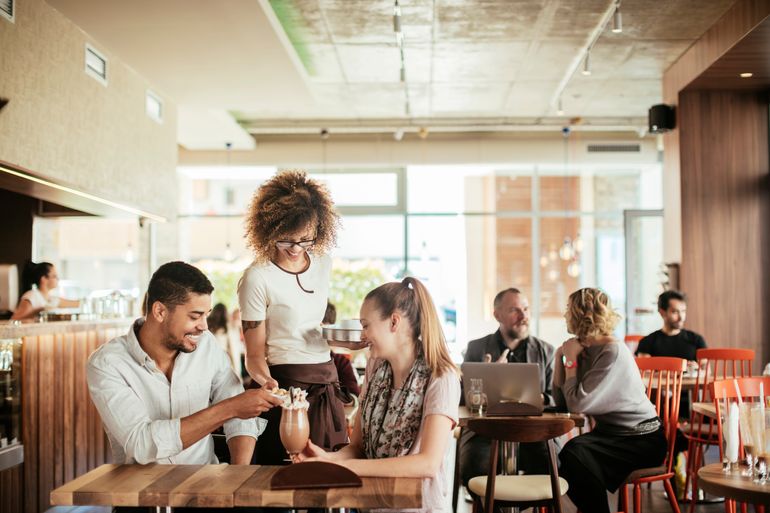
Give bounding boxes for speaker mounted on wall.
[649,104,675,133]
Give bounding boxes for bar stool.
[465,416,573,513]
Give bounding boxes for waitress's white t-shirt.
[237,253,332,365]
[20,288,59,310]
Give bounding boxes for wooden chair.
[465,416,574,513]
[451,425,462,513]
[619,357,686,513]
[685,348,754,513]
[711,376,770,513]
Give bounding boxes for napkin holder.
[270,461,362,490]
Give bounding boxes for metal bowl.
[323,325,366,347]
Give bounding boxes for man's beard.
[506,325,528,340]
[161,327,199,353]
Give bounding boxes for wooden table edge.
[698,464,770,505]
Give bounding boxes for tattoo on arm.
[241,320,263,333]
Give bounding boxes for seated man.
[635,290,707,361]
[87,261,282,468]
[635,289,706,499]
[459,287,555,488]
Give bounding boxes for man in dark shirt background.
[635,290,706,499]
[636,290,707,361]
[459,287,555,492]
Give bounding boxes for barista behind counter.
[11,261,79,320]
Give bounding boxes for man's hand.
[483,348,509,363]
[230,388,283,419]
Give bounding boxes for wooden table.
[50,464,422,509]
[698,463,770,505]
[458,406,586,428]
[692,401,717,419]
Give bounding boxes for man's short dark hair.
[658,290,686,311]
[493,288,522,310]
[146,261,214,312]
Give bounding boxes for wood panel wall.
[678,90,770,371]
[19,325,122,513]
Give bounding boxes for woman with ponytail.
[12,261,79,320]
[553,288,666,513]
[293,276,460,512]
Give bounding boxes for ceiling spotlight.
[740,72,753,78]
[320,128,330,140]
[418,127,429,140]
[393,128,404,141]
[612,4,622,33]
[581,52,592,76]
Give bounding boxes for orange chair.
[711,376,770,513]
[618,357,686,513]
[685,348,754,513]
[625,334,644,355]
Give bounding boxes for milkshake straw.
[761,382,765,414]
[733,379,743,406]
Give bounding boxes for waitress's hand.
[290,440,330,463]
[261,377,279,390]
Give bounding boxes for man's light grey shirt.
[87,319,265,464]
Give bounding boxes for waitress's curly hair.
[244,169,340,263]
[565,288,622,340]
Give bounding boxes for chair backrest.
[712,376,770,460]
[636,356,686,474]
[693,348,754,404]
[466,416,575,443]
[467,416,574,513]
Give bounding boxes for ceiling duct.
[586,143,640,153]
[0,0,13,22]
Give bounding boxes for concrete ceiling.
[45,0,735,146]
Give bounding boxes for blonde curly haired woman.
[553,288,666,513]
[237,169,348,465]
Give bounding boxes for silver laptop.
[461,362,544,416]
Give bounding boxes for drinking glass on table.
[739,403,762,476]
[755,409,770,484]
[468,378,488,416]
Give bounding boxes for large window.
[177,160,663,360]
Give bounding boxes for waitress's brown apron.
[249,359,348,464]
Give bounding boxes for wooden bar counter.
[0,318,132,513]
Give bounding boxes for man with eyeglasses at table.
[458,288,556,495]
[87,261,283,513]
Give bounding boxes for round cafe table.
[698,463,770,505]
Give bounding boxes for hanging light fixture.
[567,258,581,278]
[223,142,234,262]
[539,254,549,268]
[124,242,135,264]
[559,237,575,261]
[573,232,584,253]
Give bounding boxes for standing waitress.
[238,169,346,464]
[12,261,80,320]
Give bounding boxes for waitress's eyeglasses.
[275,239,316,250]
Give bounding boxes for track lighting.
[612,4,622,33]
[582,52,591,76]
